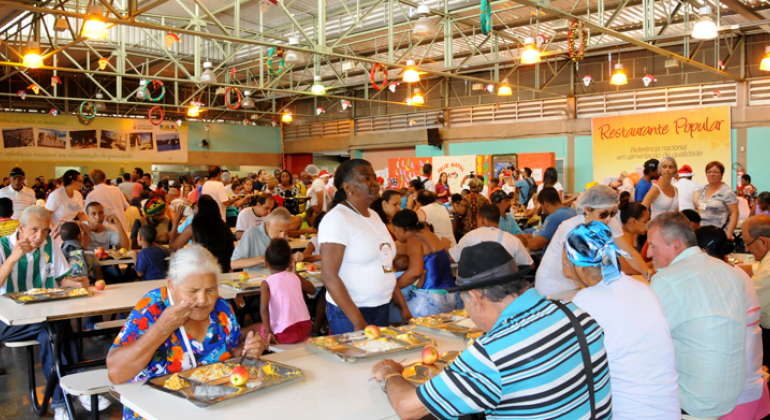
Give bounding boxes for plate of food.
[401,350,460,386]
[220,274,266,291]
[307,326,434,362]
[409,309,480,336]
[146,358,304,407]
[3,287,93,304]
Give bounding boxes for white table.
[217,271,323,300]
[289,238,311,250]
[115,329,467,420]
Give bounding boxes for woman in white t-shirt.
[534,185,651,296]
[319,159,407,334]
[45,169,89,230]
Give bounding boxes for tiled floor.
[0,330,123,420]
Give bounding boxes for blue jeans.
[406,289,458,318]
[389,286,412,324]
[0,321,80,408]
[326,302,389,335]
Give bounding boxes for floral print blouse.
[459,193,490,237]
[110,287,241,419]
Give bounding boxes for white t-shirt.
[307,178,329,212]
[0,185,36,220]
[319,205,397,308]
[527,182,564,210]
[418,202,457,247]
[309,236,320,256]
[448,226,533,266]
[674,178,702,212]
[45,187,84,227]
[201,180,229,222]
[733,265,765,405]
[573,274,680,420]
[84,183,130,230]
[413,175,435,192]
[535,214,624,296]
[235,207,264,233]
[86,224,121,250]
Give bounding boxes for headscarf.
[564,221,629,285]
[144,195,166,216]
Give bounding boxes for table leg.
[47,321,78,419]
[26,343,54,417]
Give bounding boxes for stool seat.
[60,369,113,396]
[94,320,125,330]
[4,340,39,348]
[268,342,306,353]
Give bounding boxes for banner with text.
[0,114,188,162]
[432,155,476,194]
[592,106,731,186]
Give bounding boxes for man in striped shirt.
[371,242,613,420]
[0,205,90,418]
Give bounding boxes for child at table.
[301,212,326,263]
[135,225,169,281]
[60,221,93,280]
[260,238,317,345]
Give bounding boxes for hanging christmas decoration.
[176,119,183,127]
[141,79,166,102]
[316,107,325,115]
[642,74,657,87]
[403,98,413,106]
[51,76,61,87]
[49,109,58,116]
[230,67,237,77]
[165,32,181,49]
[718,60,725,70]
[204,124,211,131]
[243,118,251,126]
[480,0,491,36]
[77,101,96,124]
[409,119,416,126]
[388,82,399,93]
[568,21,587,62]
[259,0,277,13]
[713,90,722,98]
[148,105,164,126]
[582,75,593,86]
[536,34,547,47]
[224,87,242,110]
[267,47,285,77]
[28,84,40,94]
[271,120,279,127]
[485,84,494,93]
[17,90,26,99]
[341,100,352,110]
[370,63,388,90]
[98,57,109,70]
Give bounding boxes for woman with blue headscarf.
[562,221,680,420]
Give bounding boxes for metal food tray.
[409,310,481,337]
[219,277,266,291]
[401,351,460,386]
[3,287,93,304]
[307,327,434,362]
[145,358,304,408]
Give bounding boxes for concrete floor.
[0,332,123,420]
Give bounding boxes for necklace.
[345,200,368,218]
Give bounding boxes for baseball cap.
[446,242,532,293]
[644,158,659,172]
[678,165,693,177]
[489,190,509,205]
[10,167,24,178]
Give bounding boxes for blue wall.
[415,145,444,157]
[747,127,770,192]
[574,136,593,192]
[188,122,281,153]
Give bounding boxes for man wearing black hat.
[634,158,660,202]
[0,167,36,221]
[371,242,612,420]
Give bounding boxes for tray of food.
[3,287,92,304]
[401,350,460,386]
[409,309,481,336]
[146,358,304,408]
[307,326,434,362]
[295,262,321,276]
[220,274,267,291]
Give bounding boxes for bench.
[60,369,113,420]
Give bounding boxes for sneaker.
[54,407,70,420]
[78,395,111,411]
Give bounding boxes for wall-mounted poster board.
[518,153,556,184]
[431,155,476,193]
[387,157,432,189]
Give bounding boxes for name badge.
[698,201,708,212]
[380,243,394,273]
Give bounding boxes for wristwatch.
[381,373,402,393]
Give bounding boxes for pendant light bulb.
[520,37,541,64]
[402,59,420,83]
[761,46,770,71]
[610,63,628,86]
[282,111,293,123]
[497,79,513,96]
[242,90,255,108]
[311,75,326,95]
[200,61,217,84]
[136,79,147,100]
[82,4,108,40]
[411,88,424,105]
[94,92,105,111]
[284,37,305,64]
[187,104,199,117]
[692,6,717,40]
[412,4,435,38]
[22,40,43,68]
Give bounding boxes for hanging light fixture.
[282,111,293,123]
[311,75,326,95]
[54,15,68,32]
[692,6,717,40]
[497,79,513,96]
[761,46,770,71]
[187,104,199,117]
[94,92,106,111]
[412,3,436,38]
[135,79,148,100]
[284,37,305,64]
[242,90,255,108]
[610,63,628,86]
[82,4,108,40]
[411,88,425,105]
[22,41,43,68]
[520,37,541,64]
[200,61,217,84]
[402,59,420,83]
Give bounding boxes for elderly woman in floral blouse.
[107,245,265,420]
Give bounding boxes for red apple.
[94,280,106,291]
[422,347,439,365]
[364,325,381,339]
[229,365,250,387]
[307,264,316,272]
[95,247,107,260]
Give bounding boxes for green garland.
[141,79,166,102]
[77,101,96,125]
[480,0,491,36]
[267,47,285,77]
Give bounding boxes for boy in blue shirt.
[490,190,524,238]
[513,167,536,207]
[526,187,577,251]
[134,225,170,280]
[634,158,660,202]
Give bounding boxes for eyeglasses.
[706,171,722,176]
[746,236,767,248]
[594,208,618,219]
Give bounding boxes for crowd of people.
[0,156,768,420]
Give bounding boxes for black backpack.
[524,177,536,205]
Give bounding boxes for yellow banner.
[592,106,731,186]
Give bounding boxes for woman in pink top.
[435,172,450,204]
[259,238,317,345]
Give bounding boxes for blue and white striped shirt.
[417,288,613,420]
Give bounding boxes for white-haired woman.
[534,185,651,296]
[107,246,265,419]
[642,156,679,219]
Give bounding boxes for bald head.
[743,215,770,261]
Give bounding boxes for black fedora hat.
[446,242,532,293]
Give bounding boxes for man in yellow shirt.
[296,171,310,213]
[0,198,18,238]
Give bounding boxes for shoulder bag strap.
[551,299,597,419]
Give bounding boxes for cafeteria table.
[114,328,467,420]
